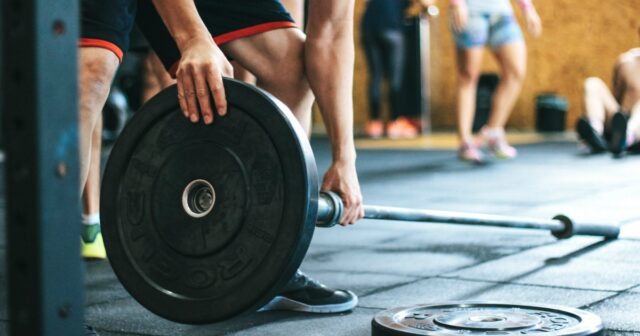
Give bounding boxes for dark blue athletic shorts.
[80,0,297,76]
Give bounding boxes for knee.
[501,65,526,85]
[259,40,309,96]
[583,77,605,95]
[79,50,118,114]
[458,69,479,87]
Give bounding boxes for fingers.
[176,83,188,119]
[177,67,200,123]
[338,192,363,226]
[207,64,228,117]
[192,67,214,125]
[177,59,233,124]
[452,11,467,33]
[526,12,542,38]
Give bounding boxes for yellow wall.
[353,0,640,131]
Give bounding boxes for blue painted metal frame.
[2,0,83,335]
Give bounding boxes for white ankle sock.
[484,127,504,139]
[627,131,637,145]
[589,119,604,134]
[82,213,100,225]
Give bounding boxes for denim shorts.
[452,14,524,49]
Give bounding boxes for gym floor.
[1,134,640,335]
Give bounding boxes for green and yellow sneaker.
[81,224,106,260]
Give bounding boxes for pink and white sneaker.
[458,141,484,164]
[482,127,518,160]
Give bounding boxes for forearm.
[517,0,534,12]
[305,2,357,162]
[151,0,211,50]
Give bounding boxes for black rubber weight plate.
[372,302,603,336]
[101,78,319,324]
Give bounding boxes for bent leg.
[455,47,484,143]
[627,100,640,144]
[79,48,119,188]
[583,77,619,133]
[221,28,314,133]
[232,60,257,84]
[487,42,526,129]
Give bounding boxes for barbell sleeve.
[317,192,620,239]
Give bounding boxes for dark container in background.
[473,73,500,132]
[536,93,569,132]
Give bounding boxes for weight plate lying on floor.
[372,302,603,336]
[101,78,319,324]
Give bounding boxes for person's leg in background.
[626,100,640,150]
[362,33,385,138]
[610,71,640,154]
[81,114,106,259]
[455,46,485,162]
[383,29,417,139]
[484,41,525,159]
[576,77,619,153]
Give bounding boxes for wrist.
[518,0,533,12]
[332,148,357,164]
[450,0,464,7]
[174,32,212,51]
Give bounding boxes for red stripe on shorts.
[168,21,297,78]
[79,38,124,62]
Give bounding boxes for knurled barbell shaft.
[316,192,620,239]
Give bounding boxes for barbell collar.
[317,191,343,228]
[551,214,620,239]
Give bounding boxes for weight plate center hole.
[469,315,507,323]
[182,179,216,218]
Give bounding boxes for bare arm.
[516,0,542,38]
[152,0,233,124]
[305,0,363,225]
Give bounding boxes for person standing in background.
[450,0,541,163]
[361,0,419,139]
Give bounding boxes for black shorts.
[80,0,297,76]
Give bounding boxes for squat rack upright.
[2,0,84,335]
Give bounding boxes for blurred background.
[349,0,640,134]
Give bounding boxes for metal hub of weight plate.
[101,78,319,324]
[372,302,603,336]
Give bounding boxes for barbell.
[101,78,619,325]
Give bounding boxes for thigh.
[80,0,137,61]
[363,34,384,80]
[588,77,620,114]
[220,27,306,84]
[456,47,485,79]
[380,30,405,86]
[492,41,526,79]
[452,14,490,49]
[136,0,296,76]
[488,15,524,50]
